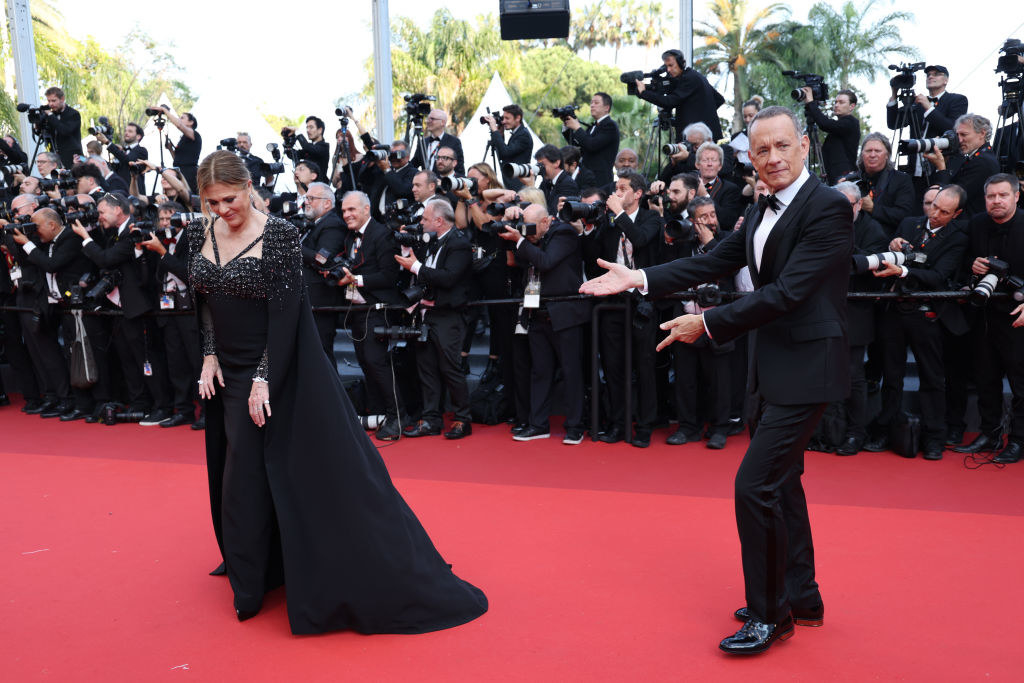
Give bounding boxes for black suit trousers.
[527,316,584,431]
[974,312,1024,440]
[161,314,201,415]
[845,345,868,441]
[876,308,946,444]
[672,342,730,436]
[599,301,658,431]
[111,316,171,412]
[737,401,826,623]
[416,308,470,424]
[347,309,403,420]
[20,305,68,402]
[0,295,41,399]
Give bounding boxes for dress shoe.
[0,393,10,406]
[835,436,862,456]
[25,399,56,415]
[22,398,44,413]
[598,426,625,444]
[563,428,585,445]
[209,562,226,576]
[706,432,728,450]
[921,441,944,461]
[234,601,261,622]
[719,614,794,655]
[631,429,651,448]
[511,423,529,436]
[862,436,889,452]
[994,441,1024,464]
[376,418,402,441]
[191,416,206,431]
[403,420,441,438]
[513,425,549,441]
[953,432,1003,454]
[139,409,172,426]
[666,428,698,445]
[59,408,89,422]
[734,604,823,627]
[159,413,193,428]
[945,427,965,448]
[40,402,70,418]
[444,421,472,439]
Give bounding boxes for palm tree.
[631,1,674,64]
[693,0,790,132]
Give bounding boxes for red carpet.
[3,402,1024,681]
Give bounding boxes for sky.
[52,0,1022,140]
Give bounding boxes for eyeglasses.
[435,155,456,161]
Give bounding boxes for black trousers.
[159,314,201,416]
[974,311,1024,441]
[20,305,68,403]
[59,311,113,412]
[738,401,826,624]
[943,327,972,434]
[844,345,868,441]
[510,333,532,425]
[111,315,172,413]
[599,301,658,432]
[347,309,403,421]
[876,308,946,445]
[0,295,41,400]
[673,342,731,436]
[416,308,470,425]
[527,316,584,431]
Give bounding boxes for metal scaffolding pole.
[5,0,40,151]
[678,0,693,65]
[372,0,395,143]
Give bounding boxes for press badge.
[143,361,153,377]
[160,293,175,310]
[524,267,540,309]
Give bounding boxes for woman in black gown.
[190,150,487,634]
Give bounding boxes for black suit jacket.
[585,208,663,273]
[562,117,620,186]
[345,219,404,307]
[704,177,742,231]
[644,175,854,405]
[102,172,130,195]
[886,91,968,172]
[804,104,859,184]
[889,215,968,333]
[492,126,533,191]
[540,171,580,216]
[933,146,1001,218]
[967,209,1024,314]
[369,163,417,222]
[572,165,598,192]
[863,167,915,236]
[296,137,330,177]
[639,68,725,141]
[44,105,83,168]
[300,212,347,306]
[847,213,889,346]
[413,132,465,176]
[108,143,148,188]
[81,223,157,319]
[514,222,591,331]
[414,229,472,309]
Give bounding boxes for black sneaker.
[513,425,550,441]
[140,409,172,426]
[563,428,585,445]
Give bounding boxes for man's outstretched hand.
[656,314,705,351]
[578,258,644,296]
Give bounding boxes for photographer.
[730,98,762,166]
[130,162,196,211]
[94,123,147,188]
[32,152,60,180]
[368,141,416,221]
[655,122,714,186]
[300,182,347,356]
[864,185,968,460]
[235,132,268,187]
[498,203,590,444]
[283,117,330,180]
[560,146,597,191]
[334,191,406,441]
[635,49,725,142]
[41,87,83,168]
[483,105,533,191]
[926,113,1000,217]
[414,109,465,176]
[849,133,915,237]
[694,142,741,231]
[331,128,368,197]
[535,144,580,216]
[72,163,108,201]
[395,199,473,440]
[803,89,860,185]
[652,173,699,233]
[432,147,462,207]
[412,170,441,210]
[87,155,129,195]
[72,192,172,425]
[560,92,620,186]
[149,106,202,191]
[954,175,1024,462]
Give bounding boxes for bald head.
[11,193,38,217]
[30,208,64,242]
[521,203,551,242]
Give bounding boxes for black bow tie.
[428,137,439,144]
[758,194,781,215]
[927,96,938,104]
[427,239,440,256]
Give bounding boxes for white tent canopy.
[459,72,543,177]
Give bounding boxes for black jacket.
[369,163,417,222]
[639,68,725,141]
[344,219,404,307]
[492,126,533,191]
[583,207,663,276]
[804,104,859,184]
[886,91,968,172]
[413,228,473,309]
[43,105,83,168]
[847,212,889,346]
[562,117,620,186]
[703,177,743,231]
[300,211,347,306]
[296,136,330,178]
[108,143,149,188]
[571,165,598,192]
[967,209,1024,315]
[933,145,1001,218]
[540,171,580,216]
[81,222,157,319]
[889,215,969,333]
[413,132,465,176]
[513,222,591,331]
[862,167,915,237]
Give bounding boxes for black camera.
[373,324,428,343]
[100,402,147,426]
[551,105,577,120]
[86,269,121,301]
[1,220,37,237]
[664,217,695,242]
[366,148,390,161]
[997,39,1024,76]
[68,273,96,308]
[218,137,238,152]
[281,127,297,148]
[64,206,100,225]
[265,143,281,161]
[267,193,300,216]
[485,201,522,217]
[1,163,28,177]
[898,130,959,156]
[841,173,873,197]
[970,257,1024,306]
[695,283,722,307]
[39,176,76,193]
[314,247,357,281]
[662,141,695,156]
[16,102,51,125]
[502,162,541,179]
[261,161,285,175]
[888,62,926,92]
[385,198,421,230]
[393,225,429,248]
[145,107,165,117]
[401,283,427,305]
[334,106,351,127]
[440,176,479,195]
[559,200,606,223]
[169,212,203,229]
[88,116,112,137]
[389,149,409,163]
[783,70,828,103]
[620,67,670,97]
[404,93,436,119]
[479,107,496,125]
[481,219,537,237]
[129,225,155,244]
[851,244,928,274]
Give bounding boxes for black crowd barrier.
[1,290,1013,438]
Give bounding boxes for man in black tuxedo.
[396,199,473,440]
[803,89,860,185]
[636,50,725,142]
[694,142,742,231]
[89,156,130,195]
[235,133,270,188]
[561,146,597,190]
[95,123,148,189]
[886,64,968,194]
[853,133,916,237]
[561,92,619,186]
[368,140,417,221]
[498,203,591,444]
[535,144,580,216]
[414,108,465,176]
[926,113,1001,217]
[582,170,664,447]
[42,87,82,168]
[335,191,406,441]
[283,116,330,179]
[484,104,533,191]
[582,106,853,655]
[0,199,44,411]
[864,185,968,459]
[300,182,347,357]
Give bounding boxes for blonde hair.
[518,187,546,206]
[196,150,257,224]
[468,162,502,190]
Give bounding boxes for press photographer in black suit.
[283,117,330,181]
[560,92,619,186]
[299,182,347,357]
[802,89,860,185]
[864,185,968,460]
[850,133,915,237]
[149,106,202,192]
[414,109,465,176]
[535,144,580,216]
[926,113,1001,217]
[367,140,417,221]
[582,106,854,655]
[0,196,43,411]
[94,123,148,189]
[235,132,269,188]
[956,175,1024,463]
[41,87,82,168]
[396,199,474,440]
[483,105,533,191]
[655,122,715,185]
[694,142,742,231]
[561,146,597,190]
[635,49,725,142]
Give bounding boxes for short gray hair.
[424,197,454,224]
[696,142,723,165]
[306,182,335,207]
[749,106,804,138]
[833,181,861,202]
[341,190,370,208]
[39,151,59,165]
[687,195,715,218]
[955,113,993,143]
[682,122,713,143]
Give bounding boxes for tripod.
[403,112,425,167]
[26,122,55,173]
[804,116,826,182]
[334,115,358,192]
[890,88,926,177]
[639,107,674,179]
[993,76,1024,181]
[151,114,168,195]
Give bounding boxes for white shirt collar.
[772,166,811,209]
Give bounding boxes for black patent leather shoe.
[22,398,45,413]
[706,432,727,450]
[26,399,57,415]
[835,436,862,456]
[599,426,625,444]
[235,605,260,621]
[719,614,795,654]
[59,408,89,422]
[922,441,944,460]
[862,435,889,452]
[191,416,206,430]
[994,441,1024,464]
[444,421,472,439]
[734,604,823,627]
[159,413,193,428]
[40,402,70,418]
[631,429,651,448]
[666,428,697,445]
[403,419,441,437]
[953,432,1003,454]
[945,427,965,448]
